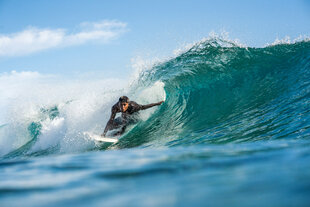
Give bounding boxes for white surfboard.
[83,132,118,143]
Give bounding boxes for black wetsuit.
[103,101,162,136]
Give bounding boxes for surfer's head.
[119,96,129,112]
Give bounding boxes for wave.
[1,38,310,158]
[116,39,310,148]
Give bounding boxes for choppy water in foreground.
[1,38,310,206]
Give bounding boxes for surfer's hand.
[101,133,106,137]
[158,101,164,105]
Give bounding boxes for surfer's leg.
[108,117,123,130]
[114,117,123,126]
[120,125,126,134]
[115,125,127,136]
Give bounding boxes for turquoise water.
[1,39,310,206]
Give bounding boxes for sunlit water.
[1,38,310,206]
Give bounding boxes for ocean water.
[1,38,310,207]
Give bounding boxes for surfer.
[101,96,164,137]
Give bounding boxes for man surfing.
[101,96,164,137]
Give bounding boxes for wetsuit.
[103,101,162,136]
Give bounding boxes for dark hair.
[119,96,129,103]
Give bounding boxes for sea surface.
[1,38,310,207]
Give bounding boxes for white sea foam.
[30,117,65,153]
[0,70,166,156]
[264,35,310,47]
[173,31,247,56]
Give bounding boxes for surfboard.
[83,132,118,143]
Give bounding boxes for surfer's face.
[120,102,129,112]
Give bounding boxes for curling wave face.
[118,39,310,148]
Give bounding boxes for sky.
[0,0,309,79]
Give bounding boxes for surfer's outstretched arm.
[102,107,117,136]
[140,101,164,110]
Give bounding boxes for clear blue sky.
[0,0,309,78]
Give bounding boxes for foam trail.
[0,70,166,156]
[0,71,125,156]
